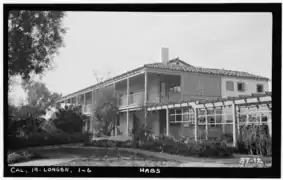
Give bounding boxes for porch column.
[237,106,240,135]
[84,93,86,111]
[144,71,148,104]
[205,109,208,140]
[113,83,117,136]
[166,107,169,136]
[267,104,272,137]
[76,96,78,106]
[126,109,129,136]
[180,75,183,101]
[144,71,148,125]
[84,93,87,132]
[194,107,198,141]
[127,78,130,105]
[91,89,95,134]
[231,103,237,147]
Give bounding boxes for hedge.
[85,136,234,158]
[8,132,85,150]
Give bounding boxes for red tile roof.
[145,61,269,80]
[60,58,269,99]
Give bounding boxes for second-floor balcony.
[118,92,145,107]
[82,104,92,115]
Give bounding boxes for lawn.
[8,147,272,167]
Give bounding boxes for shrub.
[53,105,87,133]
[8,132,85,150]
[132,124,154,148]
[8,151,43,164]
[236,125,271,156]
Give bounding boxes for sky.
[9,12,272,105]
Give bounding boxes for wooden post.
[194,108,198,141]
[205,109,208,140]
[214,108,217,127]
[231,103,237,147]
[246,107,249,125]
[166,107,169,136]
[127,78,130,105]
[267,104,272,136]
[144,72,148,125]
[221,107,225,134]
[83,93,87,132]
[144,71,148,105]
[258,106,262,125]
[126,109,129,136]
[268,113,272,137]
[237,106,240,136]
[91,89,95,134]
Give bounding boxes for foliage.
[8,151,43,164]
[132,124,154,148]
[85,139,133,148]
[8,132,85,150]
[23,80,62,113]
[8,11,66,82]
[93,87,119,136]
[8,112,46,137]
[236,125,272,156]
[53,105,88,133]
[86,135,233,158]
[83,132,94,145]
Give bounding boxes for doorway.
[159,109,167,135]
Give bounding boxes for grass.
[8,147,272,167]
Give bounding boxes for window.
[169,85,181,93]
[257,84,264,93]
[176,109,182,121]
[226,81,234,91]
[169,109,175,122]
[237,82,245,92]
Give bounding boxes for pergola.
[146,92,272,147]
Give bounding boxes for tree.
[92,70,112,83]
[93,86,119,136]
[53,105,88,133]
[8,11,66,82]
[23,80,62,115]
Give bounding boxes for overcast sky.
[10,12,272,105]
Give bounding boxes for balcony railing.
[82,104,93,115]
[119,92,145,107]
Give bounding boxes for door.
[132,113,139,135]
[160,82,168,103]
[159,109,167,135]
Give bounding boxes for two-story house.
[57,48,269,139]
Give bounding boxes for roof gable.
[168,58,194,67]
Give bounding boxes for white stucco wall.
[221,77,269,98]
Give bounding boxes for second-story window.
[226,81,234,91]
[169,85,181,93]
[257,84,264,93]
[237,82,245,92]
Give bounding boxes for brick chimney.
[161,47,169,64]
